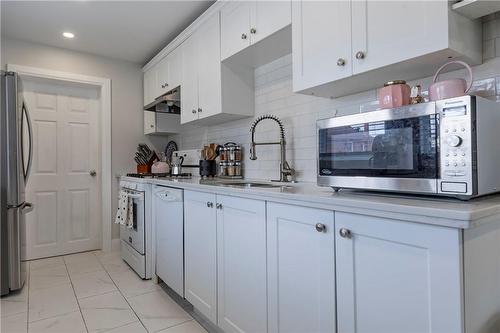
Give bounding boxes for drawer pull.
[339,228,352,239]
[315,223,326,232]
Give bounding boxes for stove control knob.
[446,135,462,147]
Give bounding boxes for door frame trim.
[7,64,113,252]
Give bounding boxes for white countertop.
[122,176,500,229]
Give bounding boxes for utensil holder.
[199,160,217,177]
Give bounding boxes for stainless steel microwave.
[317,95,500,200]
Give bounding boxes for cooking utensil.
[429,60,473,101]
[378,80,411,109]
[171,155,184,176]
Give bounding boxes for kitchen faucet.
[249,114,295,182]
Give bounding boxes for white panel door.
[267,203,336,333]
[220,1,251,60]
[184,190,217,323]
[251,1,291,45]
[180,33,199,124]
[23,80,101,260]
[351,1,448,75]
[217,195,267,333]
[292,0,352,92]
[335,212,463,333]
[197,12,222,120]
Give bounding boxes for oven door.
[317,103,439,194]
[120,189,145,255]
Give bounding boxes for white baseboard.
[111,238,121,252]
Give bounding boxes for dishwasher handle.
[154,189,182,202]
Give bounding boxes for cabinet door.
[292,1,352,92]
[335,212,462,333]
[217,195,267,333]
[143,68,156,106]
[267,203,335,333]
[351,1,448,75]
[220,1,251,60]
[180,34,199,124]
[167,45,182,90]
[184,190,217,323]
[156,56,169,96]
[197,13,222,120]
[144,111,155,135]
[251,1,291,45]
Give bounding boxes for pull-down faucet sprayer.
[249,115,295,182]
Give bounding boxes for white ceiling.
[1,1,215,65]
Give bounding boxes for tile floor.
[0,251,208,333]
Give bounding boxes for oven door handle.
[127,193,144,200]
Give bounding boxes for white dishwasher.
[153,185,184,297]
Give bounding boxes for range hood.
[144,88,180,113]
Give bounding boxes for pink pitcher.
[429,60,473,101]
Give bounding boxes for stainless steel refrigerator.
[1,71,33,296]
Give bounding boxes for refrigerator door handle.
[21,101,33,182]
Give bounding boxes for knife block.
[136,152,158,174]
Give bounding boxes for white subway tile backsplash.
[165,18,500,182]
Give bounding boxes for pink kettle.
[429,60,473,101]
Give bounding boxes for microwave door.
[318,109,439,194]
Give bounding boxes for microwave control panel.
[438,101,473,195]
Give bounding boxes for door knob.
[339,228,352,239]
[241,33,247,40]
[336,58,346,66]
[89,170,97,177]
[250,28,257,34]
[216,203,222,210]
[315,223,326,232]
[355,51,365,60]
[192,109,197,114]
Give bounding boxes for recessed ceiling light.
[62,32,75,39]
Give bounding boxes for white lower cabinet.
[184,190,217,323]
[217,195,267,333]
[335,212,463,333]
[267,203,336,333]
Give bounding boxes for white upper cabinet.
[267,203,336,333]
[217,195,267,333]
[166,45,182,90]
[292,0,352,92]
[221,1,252,60]
[251,1,291,45]
[143,45,183,107]
[156,56,169,95]
[143,66,157,106]
[180,33,199,124]
[180,11,254,125]
[335,212,463,333]
[351,1,448,75]
[221,0,291,61]
[197,12,222,120]
[292,0,482,98]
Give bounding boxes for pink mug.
[429,60,473,101]
[378,80,411,109]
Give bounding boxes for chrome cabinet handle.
[198,108,202,113]
[339,228,352,239]
[192,109,197,114]
[241,33,247,40]
[337,58,346,66]
[206,202,214,208]
[250,28,256,34]
[216,203,222,210]
[150,124,154,128]
[89,170,97,176]
[355,51,365,60]
[315,223,326,232]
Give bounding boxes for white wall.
[167,15,500,182]
[1,37,148,239]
